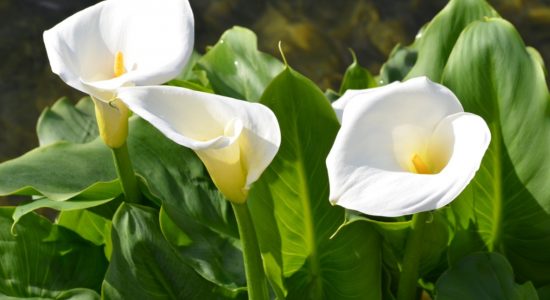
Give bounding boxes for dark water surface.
[0,0,549,201]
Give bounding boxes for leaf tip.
[278,41,289,67]
[348,48,358,64]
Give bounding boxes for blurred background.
[0,0,549,203]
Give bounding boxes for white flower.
[43,0,194,147]
[117,86,281,203]
[326,77,491,217]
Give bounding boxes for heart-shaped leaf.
[405,0,499,81]
[197,26,284,101]
[379,0,499,83]
[442,18,550,285]
[249,67,382,299]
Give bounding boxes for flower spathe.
[117,86,281,204]
[326,77,491,217]
[43,0,194,148]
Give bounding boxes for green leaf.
[175,51,203,81]
[406,0,499,81]
[37,97,98,146]
[1,94,115,208]
[341,211,449,286]
[197,26,284,101]
[442,18,550,285]
[446,223,486,267]
[159,204,245,296]
[0,289,100,300]
[324,89,341,103]
[379,44,418,84]
[0,96,119,208]
[0,140,120,201]
[128,117,246,294]
[249,67,382,299]
[12,197,114,230]
[339,50,377,94]
[128,117,238,236]
[159,206,192,247]
[378,0,498,83]
[0,208,106,299]
[102,203,234,299]
[57,208,113,248]
[435,252,538,300]
[537,285,550,300]
[122,117,247,293]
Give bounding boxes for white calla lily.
[43,0,194,147]
[326,76,491,217]
[117,86,281,204]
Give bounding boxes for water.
[0,0,549,204]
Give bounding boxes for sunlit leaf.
[12,197,113,229]
[443,18,550,285]
[379,0,498,83]
[57,207,113,248]
[37,96,98,146]
[249,67,382,299]
[0,140,120,201]
[405,0,498,81]
[197,26,284,101]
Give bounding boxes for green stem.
[397,211,430,300]
[231,202,269,300]
[111,143,142,204]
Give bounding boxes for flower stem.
[397,211,430,300]
[231,202,269,300]
[111,143,142,204]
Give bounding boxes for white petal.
[118,86,281,203]
[43,1,112,96]
[327,112,490,217]
[44,0,194,101]
[332,82,399,123]
[335,77,464,173]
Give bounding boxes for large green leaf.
[57,208,113,260]
[102,203,233,299]
[249,67,381,299]
[379,0,498,83]
[159,206,245,296]
[406,0,498,81]
[442,18,550,285]
[12,197,114,229]
[435,252,538,300]
[0,140,120,201]
[0,207,106,299]
[197,26,284,101]
[128,117,245,294]
[36,97,98,146]
[1,96,116,201]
